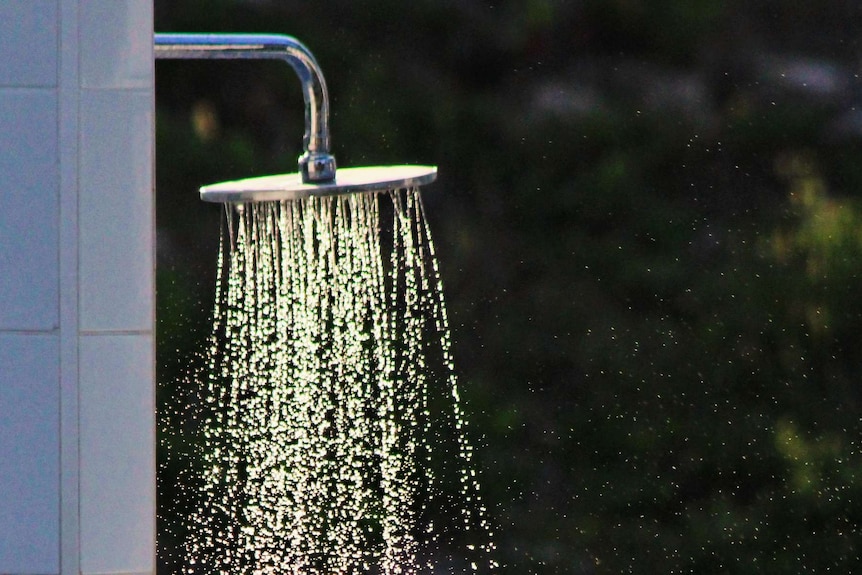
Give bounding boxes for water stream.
[174,188,497,574]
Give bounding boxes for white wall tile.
[80,89,153,332]
[0,0,58,87]
[0,334,59,574]
[80,334,154,574]
[81,0,152,89]
[0,89,60,331]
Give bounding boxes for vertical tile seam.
[141,4,157,565]
[148,7,159,575]
[147,6,156,567]
[58,0,80,573]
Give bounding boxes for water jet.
[156,33,496,574]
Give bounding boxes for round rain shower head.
[200,165,437,203]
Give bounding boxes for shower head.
[155,33,437,203]
[200,165,437,203]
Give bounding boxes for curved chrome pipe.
[154,33,336,182]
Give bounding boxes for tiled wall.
[0,1,154,574]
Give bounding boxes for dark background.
[155,1,862,572]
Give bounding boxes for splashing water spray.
[156,34,498,574]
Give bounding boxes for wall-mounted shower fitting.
[155,33,336,183]
[155,33,437,203]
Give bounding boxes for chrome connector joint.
[299,151,337,183]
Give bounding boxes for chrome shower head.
[155,33,437,203]
[200,165,437,203]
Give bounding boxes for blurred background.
[155,1,862,572]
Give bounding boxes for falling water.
[174,188,497,574]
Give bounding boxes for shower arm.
[154,33,336,183]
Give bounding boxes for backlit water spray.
[155,33,496,573]
[170,189,497,574]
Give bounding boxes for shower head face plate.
[200,165,437,203]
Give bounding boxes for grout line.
[80,86,153,92]
[0,328,60,335]
[148,11,157,567]
[0,85,58,91]
[78,330,153,337]
[58,0,81,572]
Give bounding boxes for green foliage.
[156,1,862,573]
